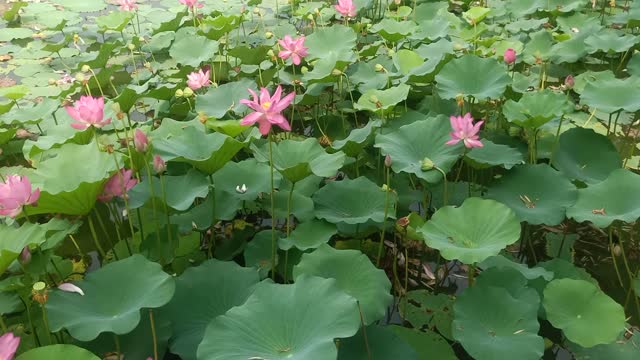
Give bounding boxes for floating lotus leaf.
[153,125,244,174]
[245,230,279,278]
[293,244,392,324]
[47,255,175,341]
[543,278,626,347]
[163,260,259,360]
[503,90,573,128]
[522,30,553,64]
[128,169,210,211]
[0,292,22,315]
[570,329,640,359]
[169,35,219,67]
[338,326,418,360]
[354,84,411,114]
[313,177,395,225]
[252,138,346,183]
[466,139,525,169]
[435,55,511,100]
[213,159,282,202]
[96,11,134,32]
[305,24,357,63]
[487,164,577,225]
[581,77,640,113]
[370,19,418,42]
[552,127,621,184]
[279,219,337,251]
[196,78,258,119]
[480,255,554,281]
[15,345,100,360]
[418,198,521,264]
[331,120,381,157]
[453,283,544,360]
[400,291,454,340]
[585,29,639,54]
[197,275,360,360]
[567,169,640,228]
[390,326,456,360]
[375,115,464,183]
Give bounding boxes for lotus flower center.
[261,101,271,110]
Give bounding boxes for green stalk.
[0,315,7,332]
[41,305,54,345]
[158,174,173,254]
[149,310,159,360]
[208,175,217,259]
[283,183,296,283]
[268,132,277,280]
[608,226,625,288]
[143,163,163,260]
[93,208,119,260]
[376,166,391,267]
[434,166,448,206]
[87,214,106,259]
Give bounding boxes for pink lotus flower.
[565,75,574,89]
[186,69,211,91]
[0,332,20,360]
[0,175,40,218]
[179,0,203,9]
[65,96,111,130]
[446,113,484,148]
[118,0,138,11]
[58,282,84,296]
[20,246,31,264]
[98,169,138,202]
[335,0,357,17]
[504,48,516,64]
[278,35,309,66]
[134,129,149,153]
[153,155,166,174]
[240,85,295,135]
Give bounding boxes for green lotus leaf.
[390,326,456,360]
[435,54,511,100]
[628,52,640,76]
[354,84,411,114]
[536,258,597,285]
[53,0,106,12]
[0,85,30,100]
[213,159,282,202]
[338,325,418,359]
[262,177,319,223]
[585,29,638,54]
[487,164,577,225]
[375,114,464,183]
[543,278,626,347]
[128,169,209,211]
[411,20,450,41]
[581,77,640,113]
[522,30,553,64]
[15,345,100,360]
[169,35,219,67]
[313,177,395,225]
[28,141,119,215]
[305,24,357,63]
[567,169,640,228]
[196,78,258,119]
[480,255,554,281]
[0,291,22,315]
[294,244,392,324]
[466,139,525,169]
[474,267,536,300]
[370,19,418,42]
[400,291,454,340]
[330,120,381,157]
[0,98,58,125]
[197,275,360,360]
[0,28,33,42]
[279,219,337,251]
[544,233,576,261]
[550,33,591,64]
[96,11,134,32]
[543,0,585,12]
[505,18,547,33]
[453,284,544,360]
[47,255,176,341]
[503,90,573,128]
[552,127,621,185]
[251,138,345,183]
[418,198,521,264]
[153,126,244,174]
[163,260,259,360]
[245,230,280,278]
[570,329,640,359]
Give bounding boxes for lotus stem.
[149,309,159,360]
[357,303,372,360]
[608,226,625,288]
[268,132,277,280]
[376,166,391,267]
[208,175,217,259]
[21,296,41,346]
[114,334,121,359]
[87,214,106,259]
[549,115,565,164]
[159,174,173,255]
[41,304,54,345]
[93,208,118,260]
[283,183,296,283]
[144,162,163,261]
[87,69,104,97]
[0,315,6,332]
[468,264,476,286]
[434,166,448,207]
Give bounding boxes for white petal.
[58,283,85,296]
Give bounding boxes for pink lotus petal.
[58,283,84,296]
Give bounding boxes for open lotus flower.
[65,96,111,130]
[179,0,203,9]
[278,35,309,66]
[335,0,357,17]
[240,85,295,135]
[446,113,484,148]
[186,68,211,90]
[0,332,20,360]
[0,175,40,218]
[134,129,149,153]
[98,169,138,202]
[58,282,84,296]
[118,0,138,11]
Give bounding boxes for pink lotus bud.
[0,332,20,360]
[564,75,574,89]
[0,175,40,218]
[153,155,166,174]
[503,48,516,65]
[134,129,149,153]
[384,154,392,167]
[20,246,31,264]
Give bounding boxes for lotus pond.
[1,0,640,359]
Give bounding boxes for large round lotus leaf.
[245,230,280,278]
[354,84,411,114]
[196,275,360,360]
[435,54,511,100]
[96,11,133,32]
[163,260,259,360]
[279,219,338,251]
[552,127,621,185]
[128,169,210,211]
[251,138,346,183]
[567,169,640,228]
[305,24,357,62]
[570,329,640,360]
[338,326,418,360]
[213,159,282,202]
[53,0,107,12]
[313,177,395,225]
[543,279,626,347]
[27,141,118,215]
[153,125,244,174]
[418,198,521,264]
[453,285,544,360]
[375,115,465,183]
[15,345,100,360]
[47,255,176,341]
[389,326,457,360]
[480,255,554,281]
[585,29,639,54]
[196,78,258,119]
[370,18,417,42]
[465,139,525,169]
[293,244,392,325]
[522,30,553,64]
[487,164,577,225]
[503,90,573,129]
[331,120,382,157]
[581,77,640,113]
[169,35,219,67]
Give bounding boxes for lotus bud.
[20,246,31,264]
[267,49,275,58]
[138,36,145,42]
[183,87,194,98]
[153,155,166,174]
[564,75,574,89]
[300,66,309,74]
[375,64,385,72]
[81,64,91,72]
[384,154,392,167]
[381,184,390,192]
[613,244,622,256]
[314,8,320,15]
[74,73,85,82]
[265,31,274,39]
[503,48,516,64]
[420,157,435,171]
[128,43,136,51]
[331,68,343,76]
[387,49,395,57]
[134,129,149,153]
[48,78,56,85]
[175,89,184,98]
[253,7,260,14]
[235,184,248,194]
[307,14,314,21]
[16,129,32,138]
